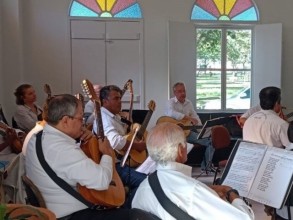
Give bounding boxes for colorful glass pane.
[191,0,259,21]
[69,0,142,18]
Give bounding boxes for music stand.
[197,116,234,140]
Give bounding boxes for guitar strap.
[148,171,195,220]
[35,131,98,209]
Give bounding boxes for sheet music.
[136,156,157,175]
[136,143,194,175]
[221,141,293,208]
[221,142,266,196]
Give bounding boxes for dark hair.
[288,121,293,143]
[259,86,281,110]
[14,84,32,105]
[47,94,79,125]
[99,85,122,106]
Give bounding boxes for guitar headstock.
[148,100,156,112]
[81,79,99,101]
[121,79,133,96]
[44,84,52,100]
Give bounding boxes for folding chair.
[210,125,233,184]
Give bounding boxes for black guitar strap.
[148,171,195,220]
[35,131,96,209]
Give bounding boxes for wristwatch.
[226,189,239,203]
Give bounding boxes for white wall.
[1,0,293,127]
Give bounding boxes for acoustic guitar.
[117,100,156,167]
[156,116,202,137]
[0,121,24,154]
[78,79,125,208]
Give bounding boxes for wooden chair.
[210,125,233,184]
[22,175,46,208]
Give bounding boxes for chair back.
[22,175,46,208]
[211,125,231,149]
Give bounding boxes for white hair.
[147,122,186,164]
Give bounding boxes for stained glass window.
[191,0,259,21]
[69,0,142,18]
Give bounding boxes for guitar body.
[116,100,156,168]
[156,116,192,137]
[78,136,125,207]
[116,123,148,167]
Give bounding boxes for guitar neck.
[180,125,203,130]
[94,100,105,140]
[136,110,153,140]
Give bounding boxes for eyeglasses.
[68,116,84,122]
[61,115,84,122]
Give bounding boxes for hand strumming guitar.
[183,115,199,125]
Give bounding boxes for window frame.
[195,23,254,112]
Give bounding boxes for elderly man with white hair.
[132,122,254,220]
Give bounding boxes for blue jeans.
[186,131,214,169]
[115,163,146,190]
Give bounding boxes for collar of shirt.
[157,161,192,177]
[174,97,188,105]
[101,107,122,122]
[43,124,77,145]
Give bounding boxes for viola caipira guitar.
[78,79,125,208]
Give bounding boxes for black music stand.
[197,116,234,140]
[196,116,234,177]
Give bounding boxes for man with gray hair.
[165,82,213,170]
[25,94,129,219]
[132,122,254,219]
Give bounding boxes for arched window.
[188,0,264,111]
[191,0,259,21]
[69,0,142,18]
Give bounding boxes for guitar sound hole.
[110,180,116,186]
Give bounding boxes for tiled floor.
[192,167,271,220]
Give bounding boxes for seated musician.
[25,94,130,219]
[93,85,147,190]
[243,86,292,220]
[165,82,213,170]
[132,122,254,220]
[13,84,43,133]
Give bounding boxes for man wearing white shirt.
[25,94,129,219]
[165,82,213,170]
[132,122,254,220]
[243,86,292,220]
